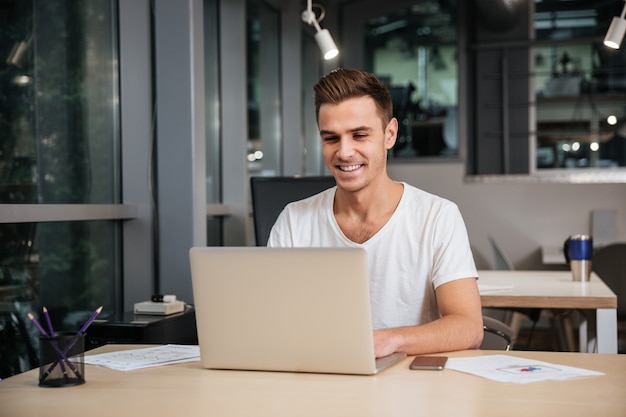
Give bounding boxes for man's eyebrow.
[319,126,372,135]
[349,126,372,132]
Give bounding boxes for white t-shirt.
[267,182,477,330]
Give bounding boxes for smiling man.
[267,68,483,357]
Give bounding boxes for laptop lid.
[189,247,405,375]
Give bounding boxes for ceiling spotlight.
[302,1,339,60]
[607,114,618,125]
[604,0,626,49]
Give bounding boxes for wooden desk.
[1,345,625,417]
[478,270,618,353]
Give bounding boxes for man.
[267,68,483,357]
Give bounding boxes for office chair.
[593,243,626,321]
[487,236,541,348]
[593,243,626,353]
[250,176,336,246]
[481,315,516,351]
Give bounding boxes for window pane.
[247,0,282,176]
[534,2,626,170]
[364,2,459,159]
[0,1,120,378]
[0,220,120,377]
[1,0,120,204]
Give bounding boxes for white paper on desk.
[477,283,514,293]
[446,355,604,384]
[84,344,200,371]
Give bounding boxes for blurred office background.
[1,0,625,377]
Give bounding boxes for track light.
[6,35,32,68]
[604,0,626,49]
[302,1,339,60]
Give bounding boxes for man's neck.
[336,177,402,214]
[333,178,403,243]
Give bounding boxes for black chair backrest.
[481,316,516,351]
[593,243,626,320]
[250,176,336,246]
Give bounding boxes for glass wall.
[0,0,120,378]
[204,0,223,245]
[467,0,626,177]
[301,30,327,175]
[533,1,626,170]
[246,0,282,176]
[363,1,459,159]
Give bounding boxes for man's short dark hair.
[313,68,393,127]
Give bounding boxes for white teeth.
[339,164,361,172]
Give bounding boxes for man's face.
[318,96,397,193]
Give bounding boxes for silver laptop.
[189,246,406,375]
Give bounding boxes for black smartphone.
[409,355,448,370]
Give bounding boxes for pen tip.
[43,306,48,312]
[27,313,34,319]
[96,306,103,313]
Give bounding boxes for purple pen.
[59,305,103,355]
[43,307,55,336]
[27,313,49,337]
[43,307,70,379]
[43,306,54,337]
[42,306,103,378]
[29,312,77,379]
[76,306,103,336]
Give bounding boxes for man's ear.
[384,118,398,150]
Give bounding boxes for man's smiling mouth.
[338,164,363,172]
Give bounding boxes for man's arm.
[373,277,484,357]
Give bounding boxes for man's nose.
[336,137,355,158]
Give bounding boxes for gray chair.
[593,243,626,353]
[592,243,626,321]
[481,315,516,351]
[487,236,541,347]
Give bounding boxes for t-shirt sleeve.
[430,203,478,289]
[266,207,294,247]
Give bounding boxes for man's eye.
[323,136,338,142]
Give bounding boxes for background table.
[1,345,625,417]
[478,270,618,353]
[541,245,565,264]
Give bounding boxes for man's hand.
[373,328,402,358]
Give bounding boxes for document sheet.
[446,354,604,383]
[84,344,200,371]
